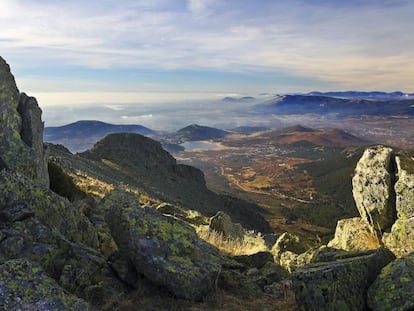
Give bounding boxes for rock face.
[328,217,380,251]
[352,145,396,231]
[292,247,395,311]
[209,211,244,240]
[368,253,414,311]
[0,57,49,186]
[0,259,91,311]
[104,190,222,301]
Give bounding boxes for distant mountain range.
[254,94,414,116]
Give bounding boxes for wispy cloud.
[1,0,413,92]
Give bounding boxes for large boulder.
[382,218,414,258]
[292,247,395,311]
[368,252,414,311]
[209,211,244,240]
[0,259,91,311]
[352,145,396,231]
[394,154,414,219]
[0,57,48,186]
[104,190,222,301]
[271,232,307,263]
[328,217,380,251]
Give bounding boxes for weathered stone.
[209,211,244,240]
[368,252,414,311]
[270,232,306,263]
[352,145,396,230]
[395,155,414,219]
[292,247,395,311]
[0,258,91,311]
[104,190,222,301]
[383,217,414,258]
[0,57,48,185]
[328,217,380,251]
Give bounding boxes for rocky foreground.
[1,55,414,310]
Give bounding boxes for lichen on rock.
[368,252,414,311]
[0,258,92,311]
[352,145,396,231]
[104,190,222,301]
[292,247,395,311]
[0,57,49,186]
[394,154,414,220]
[382,217,414,258]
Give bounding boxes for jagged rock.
[352,145,396,231]
[209,211,244,240]
[292,247,395,311]
[0,170,126,305]
[0,57,48,186]
[382,218,414,258]
[0,259,91,311]
[394,154,414,219]
[328,217,380,251]
[271,232,306,263]
[104,190,222,301]
[368,252,414,311]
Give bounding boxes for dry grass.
[196,225,269,256]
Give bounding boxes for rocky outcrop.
[104,190,222,301]
[0,57,49,186]
[292,247,395,311]
[18,93,49,186]
[209,211,244,240]
[0,259,91,311]
[352,145,396,231]
[394,154,414,219]
[328,217,380,251]
[368,252,414,311]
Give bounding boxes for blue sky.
[1,0,413,108]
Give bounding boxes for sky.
[1,0,414,118]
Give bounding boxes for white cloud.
[1,0,414,91]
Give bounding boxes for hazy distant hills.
[45,120,156,152]
[306,91,414,99]
[254,94,414,116]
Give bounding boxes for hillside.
[169,124,230,143]
[266,127,368,147]
[45,120,156,152]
